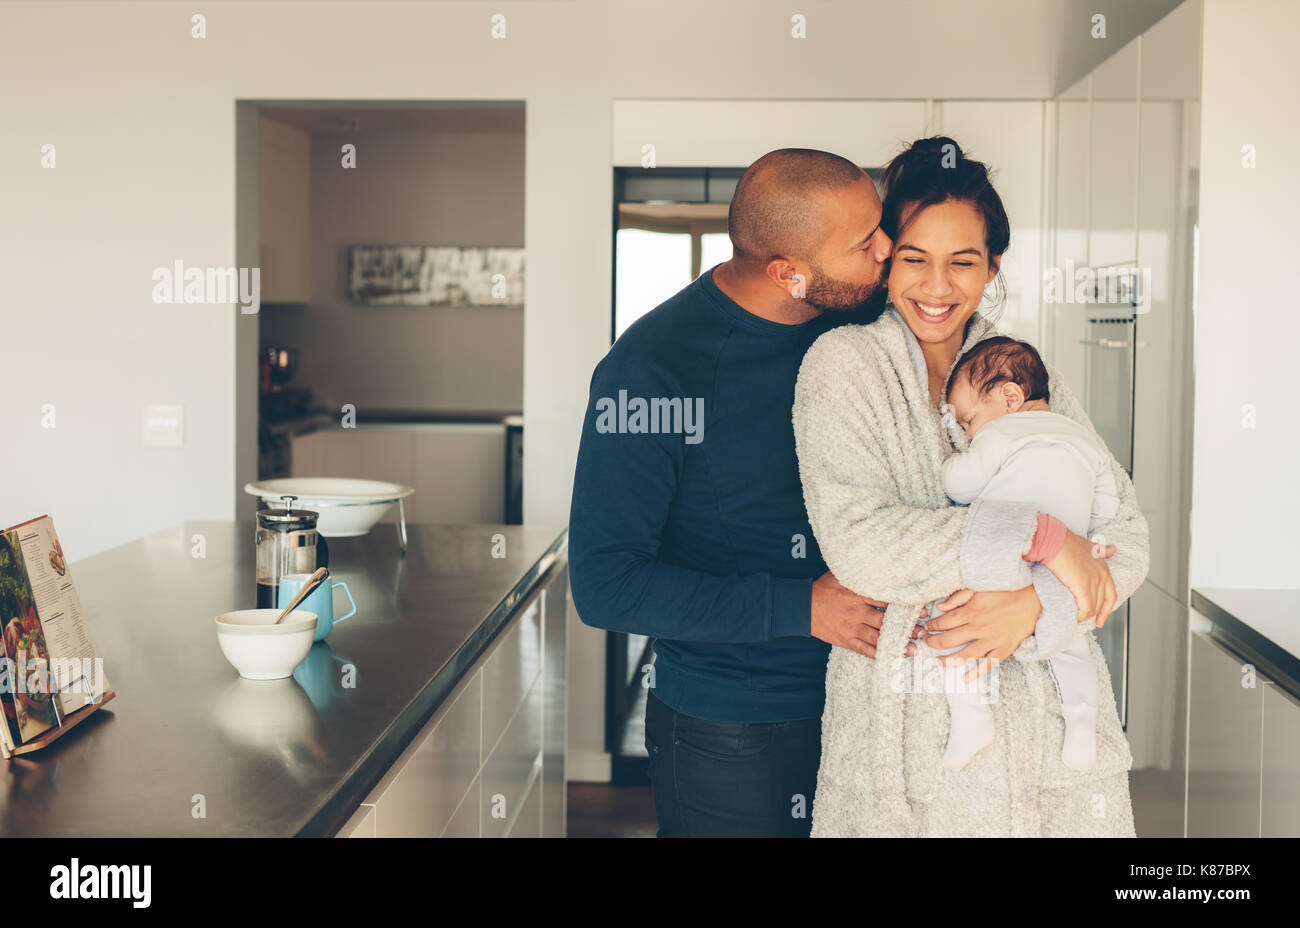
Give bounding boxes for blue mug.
[278,572,357,642]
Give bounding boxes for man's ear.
[766,258,805,299]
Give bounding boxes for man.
[569,148,897,837]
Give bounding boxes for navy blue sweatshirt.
[568,266,881,722]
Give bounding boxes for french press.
[255,495,330,609]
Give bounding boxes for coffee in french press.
[254,495,329,608]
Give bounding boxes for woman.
[792,137,1149,837]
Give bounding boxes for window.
[611,165,873,343]
[614,229,692,339]
[700,232,732,274]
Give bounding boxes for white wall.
[1190,0,1300,589]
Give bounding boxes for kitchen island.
[1187,588,1300,837]
[0,521,567,837]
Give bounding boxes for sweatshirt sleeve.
[793,331,1039,606]
[567,352,812,644]
[941,431,1005,504]
[1011,368,1151,662]
[1091,460,1121,528]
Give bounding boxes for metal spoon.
[273,567,328,625]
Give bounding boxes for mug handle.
[331,581,357,625]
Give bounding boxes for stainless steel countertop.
[0,520,566,837]
[1192,587,1300,694]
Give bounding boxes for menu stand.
[1,690,116,759]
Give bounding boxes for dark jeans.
[644,690,822,837]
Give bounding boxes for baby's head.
[947,336,1050,440]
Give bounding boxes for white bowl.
[215,609,318,680]
[243,478,414,537]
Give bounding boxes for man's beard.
[804,262,887,316]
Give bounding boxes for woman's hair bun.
[879,135,1010,261]
[901,136,964,163]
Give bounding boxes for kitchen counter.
[0,520,565,837]
[264,408,523,438]
[1192,587,1300,695]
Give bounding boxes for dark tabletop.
[1192,587,1300,695]
[0,520,566,837]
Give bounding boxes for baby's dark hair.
[951,336,1050,403]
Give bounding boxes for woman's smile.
[907,299,958,324]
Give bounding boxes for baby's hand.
[939,401,959,432]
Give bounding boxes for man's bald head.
[727,149,868,268]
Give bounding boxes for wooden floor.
[568,772,1185,838]
[567,782,658,838]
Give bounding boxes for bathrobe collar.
[885,303,999,449]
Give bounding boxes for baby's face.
[947,373,1006,440]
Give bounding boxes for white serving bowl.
[215,609,318,680]
[243,478,414,537]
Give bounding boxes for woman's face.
[887,198,1000,347]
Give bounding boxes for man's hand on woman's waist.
[810,571,919,660]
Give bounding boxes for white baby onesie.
[926,410,1119,771]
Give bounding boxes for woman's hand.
[921,586,1042,681]
[1043,530,1118,626]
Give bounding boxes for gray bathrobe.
[792,309,1149,837]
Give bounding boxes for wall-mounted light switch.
[143,404,185,448]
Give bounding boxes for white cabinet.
[365,671,483,838]
[1047,13,1202,842]
[1132,3,1199,600]
[410,425,507,523]
[509,775,543,839]
[292,426,415,490]
[1186,612,1300,838]
[611,100,925,168]
[1132,95,1195,596]
[1083,39,1139,471]
[292,423,508,523]
[336,803,376,838]
[1126,584,1189,836]
[1186,629,1263,837]
[483,597,542,757]
[1050,80,1092,392]
[936,102,1045,346]
[1261,684,1300,837]
[540,566,568,837]
[1087,39,1139,270]
[482,679,543,838]
[259,115,311,304]
[336,564,567,838]
[442,777,481,838]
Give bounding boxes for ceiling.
[1046,0,1188,93]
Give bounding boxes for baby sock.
[1061,702,1098,770]
[942,703,995,771]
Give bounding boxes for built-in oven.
[1082,264,1141,726]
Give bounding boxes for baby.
[925,336,1118,772]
